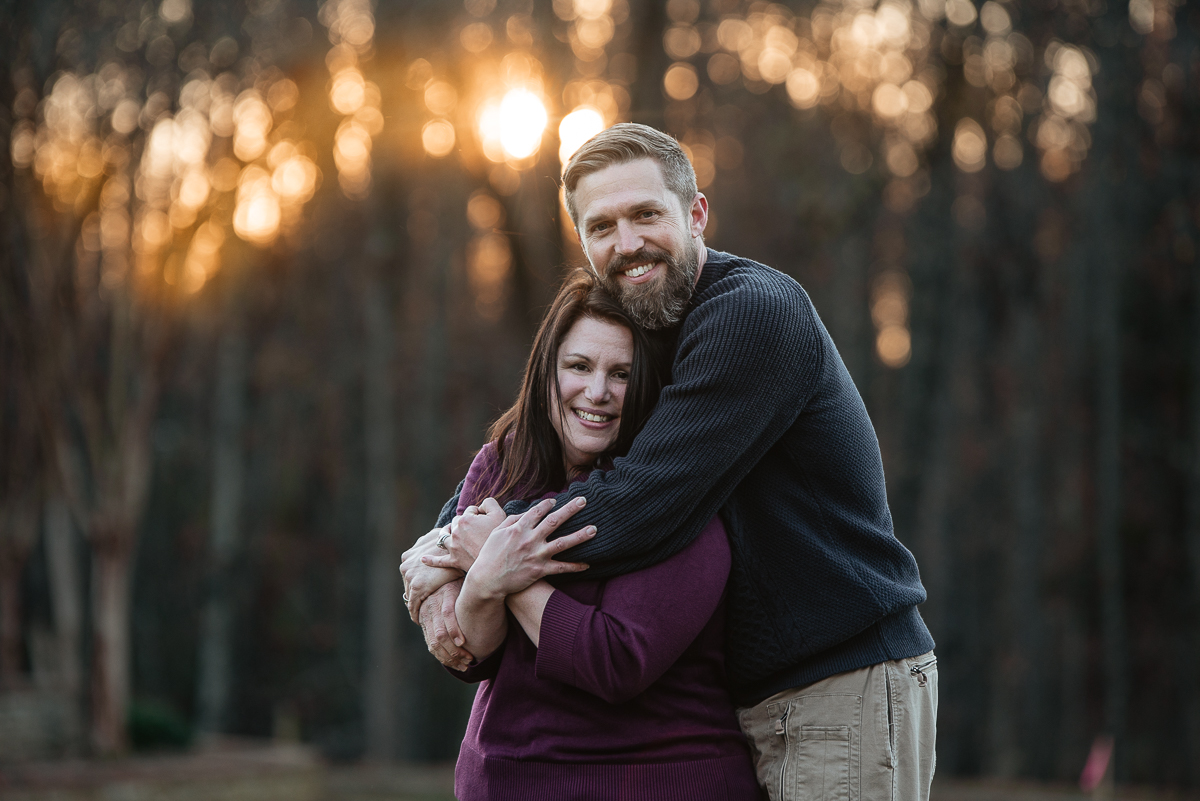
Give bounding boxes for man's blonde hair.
[561,123,698,229]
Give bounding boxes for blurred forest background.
[0,0,1198,791]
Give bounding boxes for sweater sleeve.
[534,517,731,703]
[455,443,503,516]
[527,271,821,578]
[443,639,505,684]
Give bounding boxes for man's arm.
[527,276,822,578]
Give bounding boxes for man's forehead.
[576,159,677,222]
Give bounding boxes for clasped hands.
[400,496,594,670]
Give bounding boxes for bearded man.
[404,123,938,801]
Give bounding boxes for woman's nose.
[585,373,611,403]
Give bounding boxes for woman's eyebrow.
[560,352,592,361]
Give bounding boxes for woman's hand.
[435,497,511,574]
[438,497,595,599]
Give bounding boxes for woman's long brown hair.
[465,269,674,506]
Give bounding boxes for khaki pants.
[737,652,938,801]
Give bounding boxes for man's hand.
[401,526,461,621]
[419,580,473,671]
[437,498,511,574]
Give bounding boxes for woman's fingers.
[480,497,504,517]
[536,496,587,535]
[545,525,596,554]
[540,559,590,575]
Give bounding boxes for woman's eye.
[612,371,629,381]
[569,363,589,372]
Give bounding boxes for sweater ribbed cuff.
[534,590,588,684]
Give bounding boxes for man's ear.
[689,193,709,238]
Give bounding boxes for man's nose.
[614,219,642,254]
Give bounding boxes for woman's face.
[550,315,633,471]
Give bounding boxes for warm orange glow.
[468,232,512,320]
[424,81,458,116]
[272,155,320,202]
[994,134,1023,170]
[233,90,272,161]
[663,63,698,100]
[460,22,494,53]
[330,68,366,114]
[422,119,457,158]
[877,326,912,367]
[233,166,281,245]
[558,107,605,164]
[177,168,210,209]
[952,118,987,172]
[786,68,820,108]
[467,191,505,231]
[480,88,547,161]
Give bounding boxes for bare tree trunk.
[829,234,869,384]
[196,303,248,736]
[44,495,82,701]
[1093,238,1127,775]
[1185,269,1200,785]
[90,534,132,755]
[988,305,1046,777]
[0,515,33,687]
[362,263,398,762]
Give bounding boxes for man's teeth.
[574,410,612,423]
[624,263,654,278]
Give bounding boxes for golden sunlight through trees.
[498,89,549,160]
[872,271,912,368]
[558,107,605,164]
[321,0,380,198]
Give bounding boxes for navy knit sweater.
[438,249,933,705]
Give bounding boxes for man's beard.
[599,241,699,330]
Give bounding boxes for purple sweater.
[448,445,763,801]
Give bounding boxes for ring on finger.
[437,531,450,550]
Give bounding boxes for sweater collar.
[692,247,733,304]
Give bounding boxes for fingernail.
[454,638,464,647]
[587,526,597,535]
[576,497,586,506]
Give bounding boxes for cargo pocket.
[796,726,851,800]
[785,694,862,801]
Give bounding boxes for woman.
[418,270,762,801]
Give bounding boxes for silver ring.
[437,532,450,550]
[402,591,410,602]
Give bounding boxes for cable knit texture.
[439,249,933,705]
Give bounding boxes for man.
[403,123,937,800]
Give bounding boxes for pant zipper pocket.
[910,656,938,687]
[775,704,790,798]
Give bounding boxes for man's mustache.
[605,248,673,278]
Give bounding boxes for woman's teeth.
[574,410,612,423]
[624,263,654,278]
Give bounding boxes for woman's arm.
[449,499,597,658]
[535,517,732,704]
[505,581,555,646]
